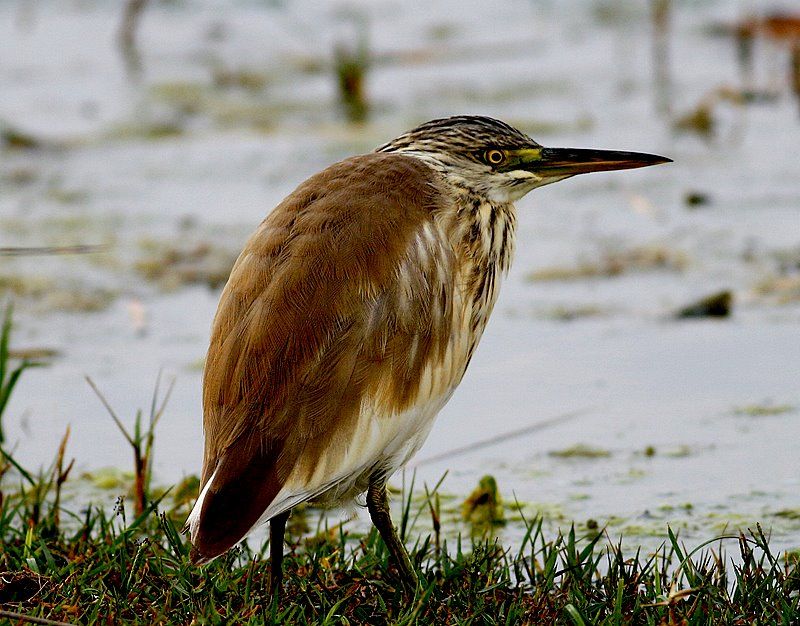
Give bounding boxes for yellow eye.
[484,149,505,165]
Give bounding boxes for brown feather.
[190,153,457,561]
[187,114,667,569]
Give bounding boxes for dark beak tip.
[530,147,672,176]
[609,151,673,170]
[620,151,672,167]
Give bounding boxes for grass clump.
[549,444,612,459]
[0,307,799,624]
[527,244,688,283]
[733,403,796,418]
[0,481,799,625]
[135,238,238,291]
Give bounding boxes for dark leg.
[367,477,418,588]
[269,511,290,595]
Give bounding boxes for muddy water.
[1,0,799,551]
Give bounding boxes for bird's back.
[187,152,493,562]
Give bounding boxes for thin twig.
[149,369,175,430]
[0,609,77,626]
[409,406,596,467]
[149,370,162,430]
[0,245,106,256]
[142,371,175,511]
[85,376,134,446]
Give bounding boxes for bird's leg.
[366,477,418,588]
[269,510,290,596]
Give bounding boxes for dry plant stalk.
[86,373,174,516]
[50,427,75,528]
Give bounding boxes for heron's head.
[377,115,670,203]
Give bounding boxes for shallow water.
[1,0,799,552]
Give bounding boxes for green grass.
[0,304,41,445]
[0,477,798,625]
[0,306,798,624]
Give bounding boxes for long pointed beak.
[513,147,671,177]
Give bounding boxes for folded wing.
[187,153,458,562]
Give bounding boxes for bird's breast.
[275,207,517,506]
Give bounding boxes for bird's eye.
[484,149,506,166]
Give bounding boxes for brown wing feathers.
[190,153,451,561]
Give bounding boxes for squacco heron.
[186,116,669,589]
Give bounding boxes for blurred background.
[1,0,799,549]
